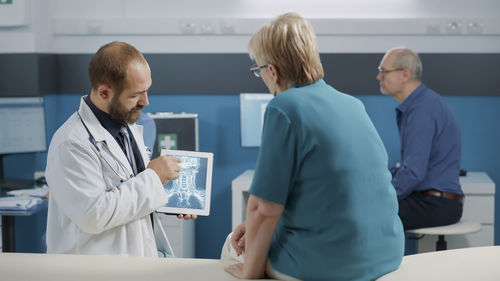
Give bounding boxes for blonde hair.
[248,12,324,85]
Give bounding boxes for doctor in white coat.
[45,41,195,257]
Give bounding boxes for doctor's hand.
[177,214,197,220]
[231,222,246,256]
[147,156,181,184]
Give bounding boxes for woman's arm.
[243,194,284,278]
[225,194,284,279]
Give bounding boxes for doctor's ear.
[96,84,113,101]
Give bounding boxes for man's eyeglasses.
[250,64,269,77]
[377,67,404,76]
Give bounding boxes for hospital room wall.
[1,0,500,256]
[4,93,500,257]
[2,0,500,54]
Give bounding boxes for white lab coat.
[46,96,174,257]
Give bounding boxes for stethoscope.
[77,111,134,183]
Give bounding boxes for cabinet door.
[462,195,495,224]
[159,215,195,258]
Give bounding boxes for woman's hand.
[224,262,245,279]
[231,222,246,256]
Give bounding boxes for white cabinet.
[417,172,496,253]
[158,215,195,258]
[231,170,254,230]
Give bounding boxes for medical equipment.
[157,149,213,216]
[77,111,134,183]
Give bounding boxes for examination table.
[1,246,499,280]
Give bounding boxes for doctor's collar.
[84,96,123,138]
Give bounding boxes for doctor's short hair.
[248,12,324,85]
[88,41,147,94]
[389,47,423,82]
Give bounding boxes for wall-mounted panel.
[1,53,499,96]
[53,18,500,36]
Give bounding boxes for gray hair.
[390,47,422,82]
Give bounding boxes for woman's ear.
[268,64,280,84]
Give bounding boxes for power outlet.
[34,171,45,181]
[199,21,217,34]
[220,20,236,34]
[446,21,463,34]
[180,20,198,34]
[425,21,442,34]
[466,21,483,34]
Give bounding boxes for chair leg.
[436,235,447,251]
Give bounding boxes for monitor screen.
[0,97,46,154]
[240,93,273,147]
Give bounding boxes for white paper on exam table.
[6,185,49,198]
[0,196,43,210]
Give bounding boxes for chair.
[406,220,482,251]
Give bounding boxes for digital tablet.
[157,149,213,216]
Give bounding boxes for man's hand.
[177,214,197,220]
[147,156,181,184]
[231,222,246,256]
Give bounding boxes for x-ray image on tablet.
[157,149,213,216]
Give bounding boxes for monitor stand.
[0,155,35,191]
[0,155,36,252]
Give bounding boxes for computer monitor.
[0,97,46,155]
[0,97,46,180]
[239,93,273,147]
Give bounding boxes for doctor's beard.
[109,98,143,125]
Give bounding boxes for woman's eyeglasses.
[250,64,269,77]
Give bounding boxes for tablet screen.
[156,149,213,216]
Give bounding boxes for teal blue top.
[249,79,404,281]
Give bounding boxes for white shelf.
[231,170,254,230]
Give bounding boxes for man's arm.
[47,139,169,234]
[225,195,284,279]
[393,108,435,199]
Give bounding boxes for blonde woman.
[223,13,404,280]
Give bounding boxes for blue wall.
[4,93,500,257]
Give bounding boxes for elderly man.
[377,47,463,230]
